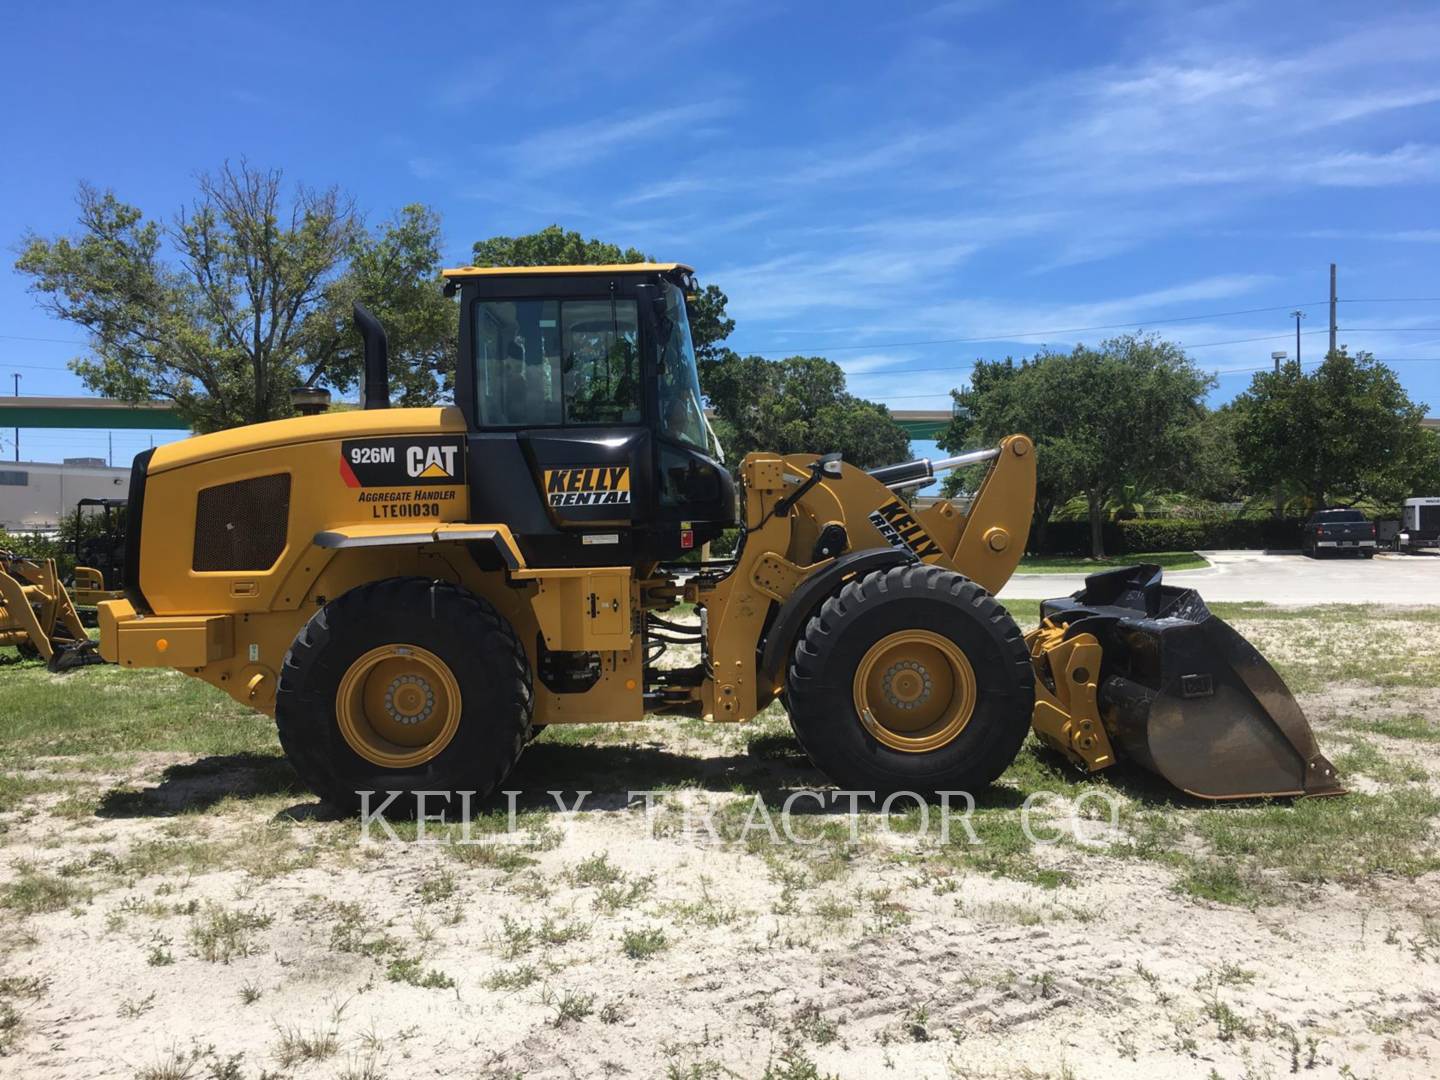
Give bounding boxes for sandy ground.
[1000,550,1440,604]
[1,676,1438,1080]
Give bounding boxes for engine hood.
[146,407,467,475]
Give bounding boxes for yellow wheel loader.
[1,551,104,671]
[98,263,1340,810]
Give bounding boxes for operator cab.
[445,263,735,567]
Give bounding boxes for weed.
[543,986,595,1026]
[621,925,668,960]
[273,1022,340,1067]
[147,933,176,967]
[595,874,655,912]
[0,1001,20,1056]
[1203,991,1256,1042]
[385,954,455,989]
[762,1043,837,1080]
[337,1052,386,1080]
[118,990,157,1018]
[486,964,540,991]
[448,842,537,872]
[498,914,588,958]
[569,852,624,887]
[417,868,458,903]
[902,1002,931,1042]
[188,903,272,963]
[133,1047,195,1080]
[792,1002,838,1046]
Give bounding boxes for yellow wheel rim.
[852,629,977,753]
[336,644,462,769]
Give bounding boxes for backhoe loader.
[98,263,1340,809]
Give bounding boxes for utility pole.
[1270,352,1287,519]
[107,431,113,468]
[1290,309,1306,366]
[1328,262,1337,358]
[10,373,18,463]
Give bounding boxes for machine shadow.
[96,752,307,818]
[93,736,1045,822]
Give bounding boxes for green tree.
[701,353,910,468]
[469,224,734,361]
[1183,405,1245,503]
[16,164,451,432]
[1230,350,1439,510]
[940,334,1214,556]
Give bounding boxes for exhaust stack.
[353,303,390,410]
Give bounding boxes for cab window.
[656,282,709,449]
[473,298,640,426]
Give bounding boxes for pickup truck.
[1302,508,1377,558]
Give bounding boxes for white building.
[0,459,130,534]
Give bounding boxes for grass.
[0,654,274,762]
[1,865,89,914]
[1014,550,1210,574]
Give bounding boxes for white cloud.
[507,100,736,176]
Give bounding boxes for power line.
[729,296,1440,355]
[878,355,1440,399]
[0,333,87,345]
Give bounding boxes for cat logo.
[868,499,942,559]
[544,466,631,507]
[340,437,465,488]
[406,444,459,479]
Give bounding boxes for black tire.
[275,577,532,814]
[785,564,1034,795]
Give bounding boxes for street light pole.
[10,373,18,463]
[1290,309,1306,366]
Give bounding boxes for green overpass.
[0,396,188,430]
[0,396,959,440]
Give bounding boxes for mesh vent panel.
[192,473,291,571]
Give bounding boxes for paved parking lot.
[999,549,1439,605]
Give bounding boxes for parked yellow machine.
[1,552,103,671]
[99,264,1340,809]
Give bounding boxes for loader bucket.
[1040,565,1342,800]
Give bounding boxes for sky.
[2,0,1439,469]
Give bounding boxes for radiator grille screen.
[192,473,292,571]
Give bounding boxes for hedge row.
[1031,517,1310,555]
[693,517,1309,561]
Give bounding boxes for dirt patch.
[0,724,1437,1079]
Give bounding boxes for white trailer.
[1398,497,1440,553]
[0,459,130,534]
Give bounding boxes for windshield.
[473,298,641,426]
[657,282,709,451]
